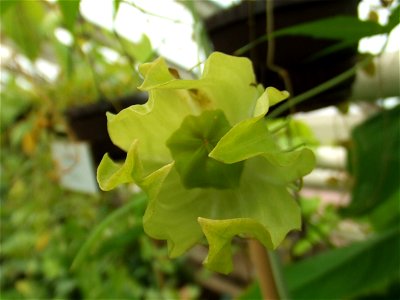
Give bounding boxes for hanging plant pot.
[205,0,360,115]
[65,93,147,164]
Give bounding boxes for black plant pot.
[205,0,360,115]
[65,93,147,165]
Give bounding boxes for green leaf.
[71,193,146,270]
[57,0,80,33]
[269,118,320,150]
[286,119,319,147]
[238,282,262,300]
[274,15,385,41]
[235,15,388,57]
[386,5,400,32]
[0,82,32,130]
[305,40,358,61]
[113,0,122,20]
[119,34,153,63]
[1,0,45,60]
[0,0,18,15]
[51,36,74,78]
[343,106,400,229]
[285,229,400,299]
[369,189,400,231]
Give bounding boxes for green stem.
[268,56,373,118]
[284,143,306,152]
[71,193,147,270]
[269,118,290,134]
[268,250,290,299]
[234,35,268,56]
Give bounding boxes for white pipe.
[350,50,400,101]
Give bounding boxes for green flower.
[97,52,315,273]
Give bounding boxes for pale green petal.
[198,218,273,274]
[142,166,205,257]
[107,53,267,176]
[138,57,177,89]
[97,140,142,191]
[263,148,316,184]
[141,163,174,209]
[200,52,261,124]
[253,87,289,118]
[142,156,304,272]
[209,117,279,163]
[139,52,263,125]
[209,87,290,164]
[210,112,315,183]
[97,52,316,274]
[166,110,244,189]
[107,89,199,174]
[267,87,290,107]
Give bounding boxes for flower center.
[166,110,244,189]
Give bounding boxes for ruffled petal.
[139,52,263,125]
[142,156,310,272]
[97,140,142,191]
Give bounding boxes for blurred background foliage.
[0,120,200,299]
[1,0,399,299]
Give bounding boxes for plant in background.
[97,52,315,274]
[0,126,199,299]
[1,0,154,110]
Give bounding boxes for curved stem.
[249,239,282,299]
[266,0,293,97]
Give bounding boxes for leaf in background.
[57,0,80,33]
[119,34,153,63]
[343,105,400,230]
[1,0,45,61]
[53,40,74,78]
[368,189,400,231]
[113,0,122,20]
[0,84,32,130]
[274,15,385,41]
[305,40,358,62]
[386,4,400,32]
[71,194,146,270]
[235,14,386,57]
[285,229,400,299]
[0,0,18,15]
[238,282,262,300]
